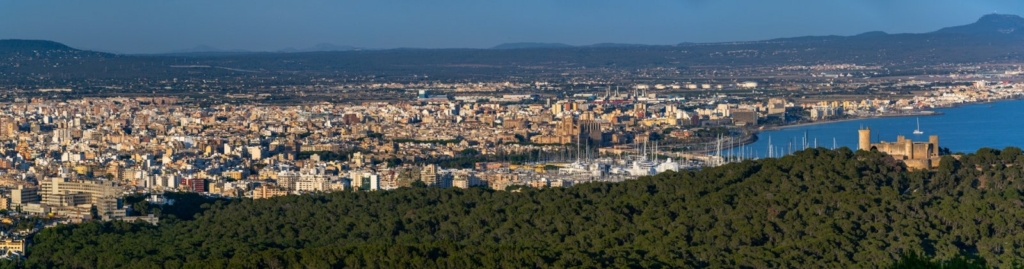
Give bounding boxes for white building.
[247,146,263,161]
[349,171,380,191]
[295,165,332,192]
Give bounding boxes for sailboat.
[913,118,924,135]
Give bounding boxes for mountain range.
[159,43,361,56]
[936,13,1024,35]
[4,13,1019,55]
[0,14,1023,86]
[110,13,1024,54]
[491,14,1024,49]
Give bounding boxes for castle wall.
[863,130,940,170]
[912,143,931,160]
[904,159,930,170]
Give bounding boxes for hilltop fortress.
[858,127,941,170]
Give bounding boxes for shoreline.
[759,95,1024,132]
[930,95,1024,110]
[759,111,942,132]
[670,96,1024,155]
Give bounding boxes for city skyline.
[3,1,1024,266]
[0,0,1021,54]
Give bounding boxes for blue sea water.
[742,99,1024,159]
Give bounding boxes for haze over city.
[0,0,1021,53]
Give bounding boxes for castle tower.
[858,127,871,151]
[905,138,914,159]
[929,135,939,156]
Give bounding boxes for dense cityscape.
[0,62,1017,256]
[1,3,1024,267]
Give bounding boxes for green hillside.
[7,147,1024,268]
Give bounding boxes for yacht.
[913,118,924,135]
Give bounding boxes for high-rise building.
[350,171,379,191]
[276,170,298,190]
[248,146,263,160]
[10,185,39,207]
[767,98,787,118]
[730,109,758,126]
[0,118,17,137]
[40,178,125,220]
[421,164,438,186]
[295,165,331,192]
[181,178,206,193]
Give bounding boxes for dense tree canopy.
[8,147,1024,268]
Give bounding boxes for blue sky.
[1,0,1022,54]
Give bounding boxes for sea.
[741,98,1024,159]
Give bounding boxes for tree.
[17,149,1024,268]
[459,148,480,156]
[410,180,428,188]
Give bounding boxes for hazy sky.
[1,0,1022,54]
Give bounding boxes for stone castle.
[858,127,941,170]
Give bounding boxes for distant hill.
[176,45,255,53]
[491,42,651,49]
[2,14,1024,88]
[586,43,650,48]
[491,42,574,49]
[159,45,255,56]
[0,39,233,83]
[491,42,653,49]
[935,13,1024,36]
[278,43,359,53]
[300,43,359,52]
[0,39,116,59]
[161,43,361,55]
[695,13,1024,45]
[853,31,888,37]
[0,39,75,52]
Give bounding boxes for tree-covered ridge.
[9,147,1024,268]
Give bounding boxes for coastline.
[717,109,943,152]
[930,95,1023,110]
[759,94,1024,133]
[679,95,1024,155]
[759,111,942,132]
